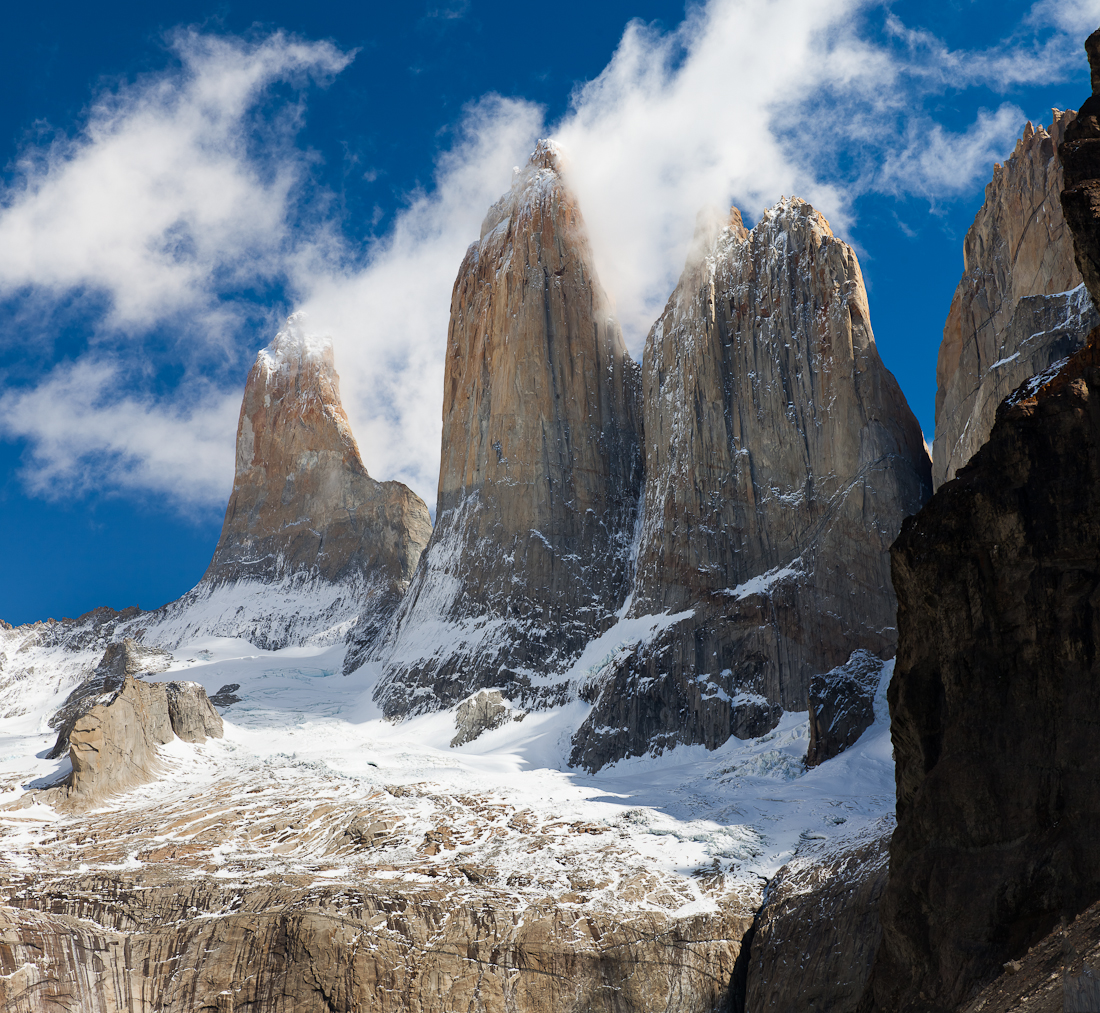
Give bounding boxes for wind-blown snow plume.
[0,0,1095,511]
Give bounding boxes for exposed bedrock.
[362,140,644,712]
[934,110,1097,489]
[743,820,891,1013]
[868,329,1100,1012]
[572,199,930,771]
[59,673,223,805]
[201,314,432,649]
[806,649,884,768]
[0,874,752,1013]
[1061,30,1100,309]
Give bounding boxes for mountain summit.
[355,139,644,710]
[207,314,431,593]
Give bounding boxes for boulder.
[806,650,884,767]
[450,690,520,748]
[165,681,224,743]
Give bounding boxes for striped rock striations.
[571,200,931,770]
[191,316,432,649]
[933,111,1098,489]
[360,140,643,712]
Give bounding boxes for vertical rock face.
[571,200,930,770]
[1061,30,1100,306]
[193,315,431,649]
[208,314,431,589]
[362,140,644,713]
[933,111,1097,489]
[871,332,1100,1013]
[869,35,1100,1013]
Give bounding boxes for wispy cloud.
[0,30,349,341]
[0,357,239,507]
[0,0,1094,515]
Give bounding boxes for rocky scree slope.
[360,140,644,712]
[934,111,1097,489]
[571,200,930,771]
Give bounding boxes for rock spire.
[933,111,1096,489]
[571,198,931,770]
[358,140,644,711]
[198,315,432,646]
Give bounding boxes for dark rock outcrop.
[745,821,891,1013]
[871,330,1100,1011]
[868,34,1100,1013]
[806,649,884,767]
[209,683,242,709]
[363,140,644,712]
[934,111,1096,489]
[1061,30,1100,305]
[571,199,930,771]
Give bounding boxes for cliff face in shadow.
[868,29,1100,1013]
[571,199,930,771]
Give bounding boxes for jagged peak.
[257,312,334,379]
[756,195,833,237]
[479,137,580,244]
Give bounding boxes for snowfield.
[0,628,896,916]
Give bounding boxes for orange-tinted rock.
[360,141,643,710]
[207,316,431,590]
[933,112,1096,489]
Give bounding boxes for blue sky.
[0,0,1096,625]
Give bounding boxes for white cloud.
[0,357,238,507]
[0,1,1095,515]
[0,30,350,340]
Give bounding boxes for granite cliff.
[572,199,931,771]
[933,110,1097,489]
[359,140,644,712]
[181,315,432,650]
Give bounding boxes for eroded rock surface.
[934,111,1096,489]
[201,315,432,651]
[744,820,891,1013]
[1061,30,1100,309]
[364,140,643,712]
[806,649,884,767]
[47,638,171,758]
[572,200,930,771]
[67,674,175,802]
[0,753,758,1013]
[870,331,1100,1012]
